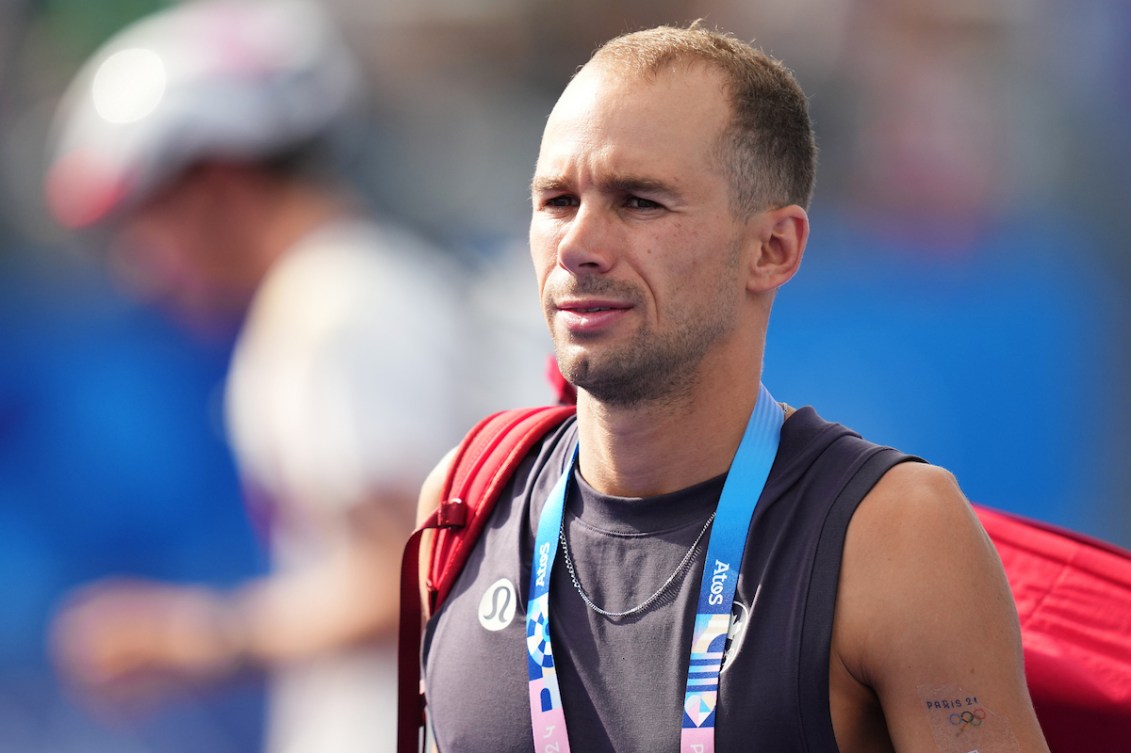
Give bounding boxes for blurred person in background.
[39,1,467,751]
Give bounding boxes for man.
[43,2,468,752]
[417,24,1051,752]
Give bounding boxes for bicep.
[836,463,1049,753]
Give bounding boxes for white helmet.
[44,0,361,230]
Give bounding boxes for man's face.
[109,170,256,334]
[530,62,752,406]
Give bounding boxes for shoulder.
[845,462,988,588]
[856,461,970,531]
[259,219,458,319]
[835,460,1010,689]
[417,446,459,526]
[839,461,997,630]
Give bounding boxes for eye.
[625,196,663,210]
[545,195,579,208]
[535,193,579,212]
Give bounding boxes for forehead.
[535,62,731,186]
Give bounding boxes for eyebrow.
[531,174,680,199]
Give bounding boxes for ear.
[745,204,808,294]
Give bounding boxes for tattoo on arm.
[917,686,1020,753]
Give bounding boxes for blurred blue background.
[1,1,1128,751]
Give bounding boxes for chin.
[555,350,591,387]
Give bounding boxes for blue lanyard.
[525,383,784,752]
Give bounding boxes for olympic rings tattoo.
[948,707,986,731]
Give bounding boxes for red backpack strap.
[429,406,576,610]
[397,404,576,753]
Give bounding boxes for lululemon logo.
[478,577,518,631]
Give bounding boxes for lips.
[554,298,631,334]
[556,299,630,316]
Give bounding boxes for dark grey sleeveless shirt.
[423,407,917,752]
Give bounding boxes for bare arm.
[831,463,1050,753]
[231,491,413,660]
[51,489,414,710]
[414,448,458,753]
[412,447,458,623]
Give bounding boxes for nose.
[556,203,616,275]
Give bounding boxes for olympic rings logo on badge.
[948,707,986,732]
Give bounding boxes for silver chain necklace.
[558,510,717,619]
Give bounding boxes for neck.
[574,362,763,498]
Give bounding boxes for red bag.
[974,506,1131,752]
[397,405,1131,753]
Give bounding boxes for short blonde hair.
[589,23,817,215]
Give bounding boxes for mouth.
[553,298,632,335]
[556,297,631,314]
[567,305,616,313]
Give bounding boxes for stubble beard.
[547,265,740,409]
[555,327,722,408]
